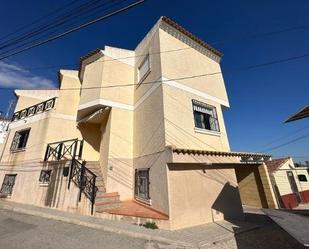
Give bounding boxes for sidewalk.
[0,200,260,248]
[263,209,309,247]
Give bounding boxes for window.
[0,174,17,195]
[10,128,30,151]
[135,169,150,200]
[298,174,308,182]
[39,170,52,184]
[138,55,150,83]
[192,100,220,132]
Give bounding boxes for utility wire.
[0,0,145,61]
[0,0,86,43]
[257,124,309,150]
[0,52,308,91]
[2,7,309,70]
[0,0,131,58]
[212,23,309,45]
[261,132,309,152]
[0,0,110,50]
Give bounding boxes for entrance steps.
[95,192,121,212]
[84,161,121,212]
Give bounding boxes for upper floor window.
[192,100,220,132]
[138,54,150,84]
[298,174,308,182]
[10,128,30,151]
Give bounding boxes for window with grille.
[10,128,30,151]
[134,169,150,200]
[0,174,17,195]
[39,170,52,184]
[192,100,220,132]
[138,55,150,83]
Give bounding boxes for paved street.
[0,208,306,249]
[0,209,155,249]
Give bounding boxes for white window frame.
[192,99,220,132]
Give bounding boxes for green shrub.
[141,221,158,229]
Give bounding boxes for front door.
[286,171,301,204]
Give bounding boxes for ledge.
[194,127,221,137]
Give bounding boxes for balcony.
[44,138,83,161]
[12,97,56,122]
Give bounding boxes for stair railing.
[70,159,97,214]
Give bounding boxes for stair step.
[96,196,119,204]
[95,202,121,211]
[95,192,119,203]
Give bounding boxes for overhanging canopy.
[77,107,110,125]
[285,105,309,123]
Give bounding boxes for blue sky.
[0,0,309,161]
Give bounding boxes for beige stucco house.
[0,17,277,230]
[266,157,309,209]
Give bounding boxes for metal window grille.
[192,99,220,132]
[39,170,52,184]
[135,169,150,200]
[10,129,30,151]
[0,174,17,195]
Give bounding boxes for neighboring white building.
[0,117,9,144]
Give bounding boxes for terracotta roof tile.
[161,16,223,57]
[170,146,271,158]
[265,157,290,173]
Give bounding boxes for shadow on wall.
[211,182,244,222]
[78,123,101,154]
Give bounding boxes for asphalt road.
[0,209,167,249]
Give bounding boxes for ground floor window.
[0,174,17,195]
[39,170,52,184]
[134,169,150,200]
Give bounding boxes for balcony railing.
[12,97,56,122]
[44,138,83,162]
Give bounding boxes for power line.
[0,0,86,43]
[261,132,309,152]
[0,0,109,50]
[258,124,309,150]
[212,23,309,45]
[2,11,309,71]
[0,0,127,56]
[1,52,308,91]
[0,0,145,61]
[12,47,191,72]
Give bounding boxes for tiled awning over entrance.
[169,146,271,165]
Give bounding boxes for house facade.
[0,116,10,156]
[0,17,277,230]
[266,157,309,209]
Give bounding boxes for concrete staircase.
[85,161,121,213]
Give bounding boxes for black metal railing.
[44,138,83,162]
[12,97,56,121]
[70,159,97,214]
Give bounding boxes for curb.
[0,202,194,248]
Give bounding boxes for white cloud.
[0,61,55,89]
